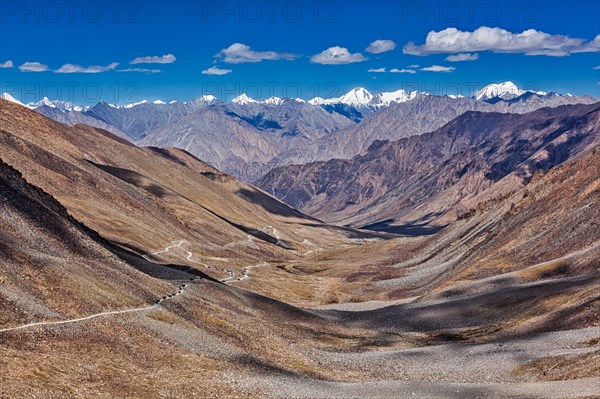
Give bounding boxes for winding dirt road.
[0,282,193,334]
[145,239,270,284]
[231,261,269,283]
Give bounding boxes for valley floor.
[1,277,598,399]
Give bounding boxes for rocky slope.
[0,158,174,328]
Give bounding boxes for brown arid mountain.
[1,98,599,398]
[0,98,379,303]
[136,100,356,181]
[258,102,600,231]
[0,157,174,327]
[136,105,284,182]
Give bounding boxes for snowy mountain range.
[2,81,592,113]
[1,94,91,112]
[307,87,423,108]
[473,81,551,102]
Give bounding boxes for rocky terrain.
[1,99,598,398]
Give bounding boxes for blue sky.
[1,0,599,104]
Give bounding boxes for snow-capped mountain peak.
[124,100,148,109]
[474,81,526,101]
[338,87,373,106]
[152,100,166,105]
[307,96,328,105]
[30,97,55,108]
[196,95,217,103]
[25,97,90,112]
[371,89,419,107]
[263,96,285,106]
[1,92,24,106]
[308,87,419,108]
[232,93,258,104]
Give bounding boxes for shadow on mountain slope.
[361,218,447,236]
[236,187,320,221]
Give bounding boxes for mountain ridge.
[5,81,593,109]
[4,82,597,181]
[257,102,600,230]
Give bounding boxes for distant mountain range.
[2,82,597,181]
[257,102,600,232]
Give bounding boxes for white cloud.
[421,65,455,73]
[368,67,386,73]
[407,64,419,68]
[217,43,297,64]
[202,66,232,75]
[366,39,396,54]
[445,53,479,62]
[593,65,600,69]
[310,46,367,65]
[0,60,13,68]
[18,62,49,72]
[580,35,600,53]
[404,27,600,57]
[55,62,119,73]
[117,68,162,74]
[130,54,176,64]
[390,68,416,74]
